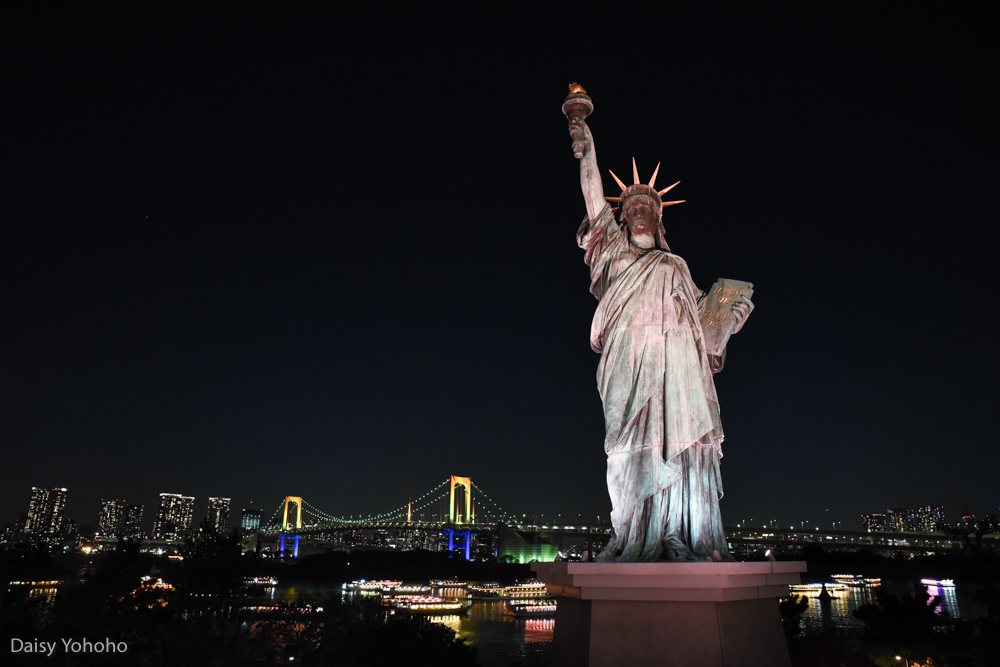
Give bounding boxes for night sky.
[3,6,997,535]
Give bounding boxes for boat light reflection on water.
[922,580,960,618]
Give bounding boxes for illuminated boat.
[788,583,848,593]
[505,599,557,618]
[830,574,881,587]
[389,596,468,614]
[385,584,431,594]
[833,574,879,587]
[468,582,505,599]
[503,581,549,599]
[343,579,401,591]
[921,578,955,588]
[430,579,468,588]
[244,576,278,587]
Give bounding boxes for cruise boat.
[505,599,557,618]
[831,574,881,587]
[468,582,505,599]
[921,578,955,588]
[430,579,468,588]
[504,580,549,599]
[388,596,468,614]
[385,584,431,595]
[788,583,848,593]
[343,579,401,592]
[244,576,278,587]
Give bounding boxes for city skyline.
[2,7,997,538]
[3,482,986,542]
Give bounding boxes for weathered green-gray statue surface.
[566,85,753,562]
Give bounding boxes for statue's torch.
[562,83,594,159]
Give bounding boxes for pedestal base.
[532,561,806,667]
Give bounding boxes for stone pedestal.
[532,561,806,667]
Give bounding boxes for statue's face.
[623,197,658,237]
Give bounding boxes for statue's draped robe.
[578,205,729,561]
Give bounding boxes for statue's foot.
[594,545,620,562]
[660,536,698,561]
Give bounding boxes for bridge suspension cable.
[271,478,517,528]
[471,481,514,523]
[266,498,287,528]
[296,479,451,525]
[406,487,450,519]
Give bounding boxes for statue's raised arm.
[563,84,605,221]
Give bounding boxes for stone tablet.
[701,278,754,358]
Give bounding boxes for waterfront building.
[497,524,557,564]
[153,493,195,540]
[123,504,144,540]
[206,497,231,534]
[96,499,126,539]
[241,507,263,535]
[24,487,68,548]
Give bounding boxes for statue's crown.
[604,158,685,213]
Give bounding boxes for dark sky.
[2,6,997,534]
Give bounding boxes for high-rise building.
[870,506,945,533]
[153,493,195,540]
[886,508,920,533]
[205,497,231,534]
[24,487,68,548]
[862,513,887,533]
[13,511,28,537]
[96,499,126,539]
[241,508,263,535]
[915,505,945,532]
[123,504,144,541]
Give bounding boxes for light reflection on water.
[275,579,973,664]
[434,598,552,667]
[27,586,59,604]
[799,581,965,633]
[274,584,551,666]
[421,598,553,666]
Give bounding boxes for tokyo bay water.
[270,578,982,666]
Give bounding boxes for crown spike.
[662,200,685,207]
[610,207,618,212]
[603,196,620,202]
[658,181,680,196]
[632,157,640,185]
[648,162,660,188]
[609,170,627,191]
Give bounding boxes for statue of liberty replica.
[565,84,754,563]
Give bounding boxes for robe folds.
[578,205,729,561]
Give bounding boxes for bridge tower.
[449,476,472,524]
[282,496,303,532]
